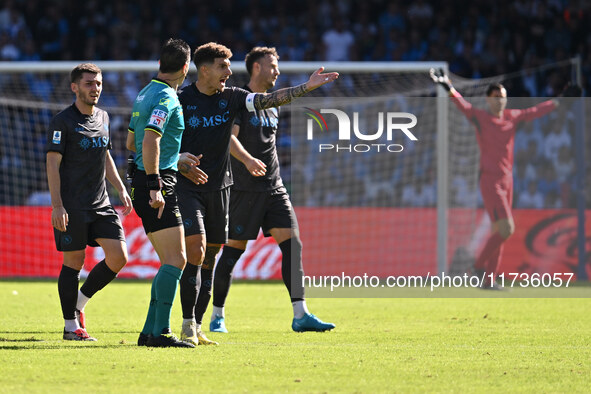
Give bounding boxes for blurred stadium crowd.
[1,0,590,86]
[0,0,589,209]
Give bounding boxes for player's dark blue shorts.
[53,206,125,251]
[177,186,230,244]
[131,170,183,234]
[229,186,298,240]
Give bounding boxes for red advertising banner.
[0,207,589,279]
[0,206,284,279]
[297,208,591,279]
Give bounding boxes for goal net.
[0,59,585,282]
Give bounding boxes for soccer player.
[127,38,206,348]
[209,47,335,333]
[430,69,558,289]
[46,63,133,341]
[177,42,338,345]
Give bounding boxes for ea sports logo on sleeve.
[304,108,418,153]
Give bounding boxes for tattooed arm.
[178,152,208,185]
[253,67,339,110]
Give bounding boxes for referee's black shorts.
[131,169,182,234]
[229,186,298,240]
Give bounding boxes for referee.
[127,38,205,348]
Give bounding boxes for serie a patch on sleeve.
[52,130,62,144]
[148,109,168,128]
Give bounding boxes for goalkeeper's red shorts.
[479,174,513,222]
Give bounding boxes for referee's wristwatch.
[146,174,163,191]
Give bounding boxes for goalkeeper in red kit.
[430,69,559,289]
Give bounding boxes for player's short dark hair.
[245,47,279,75]
[193,42,233,70]
[159,38,191,73]
[486,83,505,96]
[70,63,101,83]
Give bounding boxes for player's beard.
[81,91,100,107]
[262,75,277,92]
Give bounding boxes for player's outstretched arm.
[429,68,454,93]
[253,67,339,110]
[430,68,475,116]
[105,151,133,215]
[516,82,581,121]
[230,125,266,177]
[178,152,208,185]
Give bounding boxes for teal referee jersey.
[128,78,184,171]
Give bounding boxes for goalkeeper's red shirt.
[450,90,556,179]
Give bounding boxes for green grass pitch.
[0,280,589,393]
